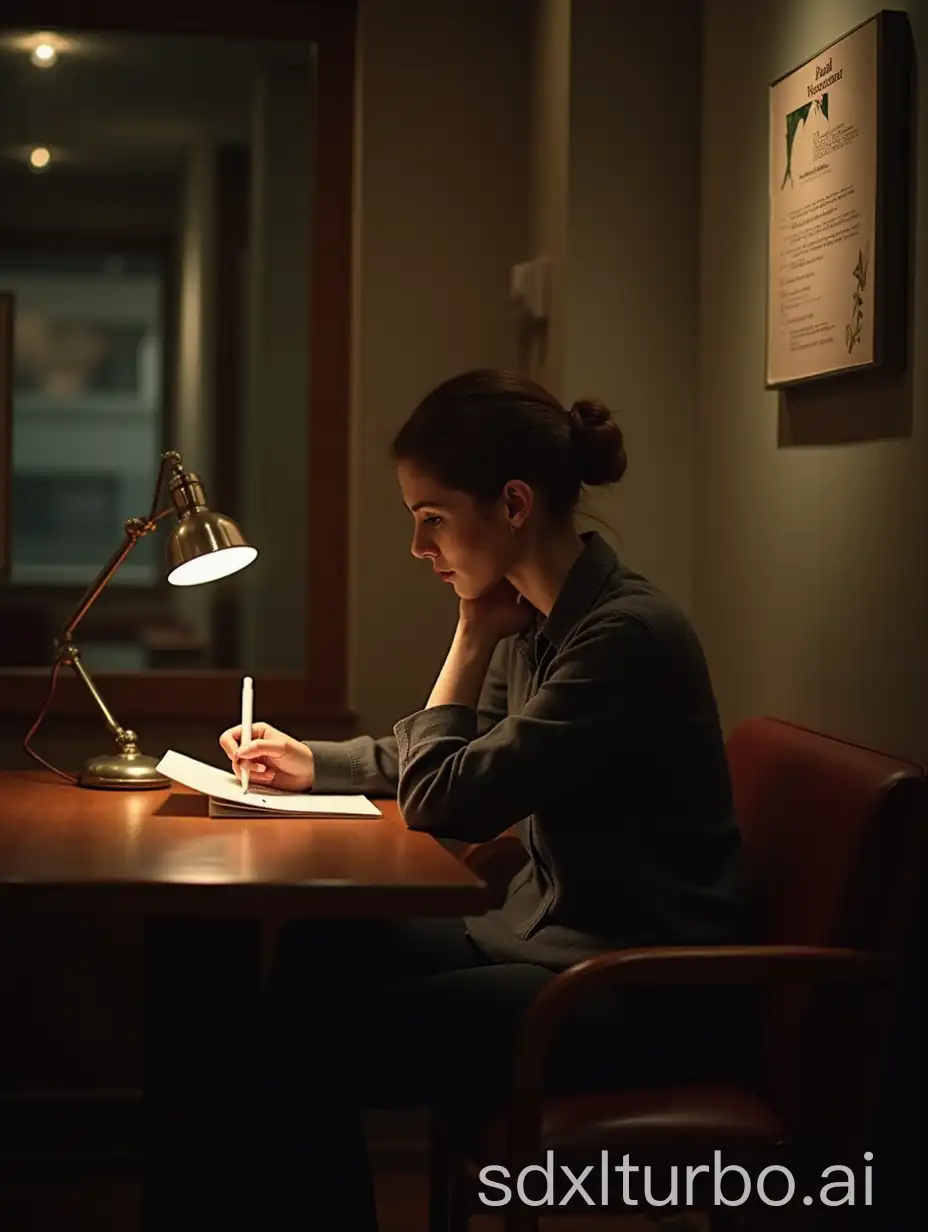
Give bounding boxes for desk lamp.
[32,450,257,790]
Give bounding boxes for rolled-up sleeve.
[393,614,654,841]
[308,735,400,795]
[308,640,510,799]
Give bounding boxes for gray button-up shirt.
[310,532,746,970]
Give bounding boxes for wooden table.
[0,771,490,1230]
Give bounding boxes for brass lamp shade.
[165,470,257,586]
[167,511,257,586]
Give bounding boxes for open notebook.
[155,750,382,819]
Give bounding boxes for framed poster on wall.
[765,10,911,388]
[0,292,12,580]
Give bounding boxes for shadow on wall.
[778,361,913,446]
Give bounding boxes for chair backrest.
[725,716,927,1147]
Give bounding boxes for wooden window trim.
[0,293,11,582]
[0,0,356,724]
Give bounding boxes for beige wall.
[348,0,532,737]
[696,0,928,762]
[564,0,701,611]
[524,0,570,399]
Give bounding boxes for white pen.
[240,675,254,794]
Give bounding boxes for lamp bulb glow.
[31,42,57,68]
[29,147,51,170]
[167,545,257,587]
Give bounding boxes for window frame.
[0,0,355,724]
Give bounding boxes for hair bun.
[568,398,627,486]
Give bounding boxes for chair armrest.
[536,942,892,993]
[503,944,896,1169]
[521,944,894,1051]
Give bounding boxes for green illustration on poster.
[781,94,829,188]
[846,245,868,352]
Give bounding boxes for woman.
[220,370,748,1229]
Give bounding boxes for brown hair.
[391,369,626,520]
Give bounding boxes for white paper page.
[156,750,382,817]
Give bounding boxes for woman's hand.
[218,721,315,792]
[459,578,533,645]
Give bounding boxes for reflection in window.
[0,251,165,587]
[12,473,121,567]
[15,316,149,396]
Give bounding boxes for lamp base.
[78,749,170,790]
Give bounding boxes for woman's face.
[396,461,518,600]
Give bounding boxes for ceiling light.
[31,42,58,68]
[30,147,51,170]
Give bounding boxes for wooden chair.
[428,716,928,1231]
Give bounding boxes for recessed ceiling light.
[31,42,58,68]
[30,147,51,170]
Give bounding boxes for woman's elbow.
[399,799,444,835]
[396,774,446,834]
[397,776,508,843]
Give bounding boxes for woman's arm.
[308,735,401,795]
[425,622,497,710]
[308,640,511,795]
[394,612,656,842]
[476,638,510,736]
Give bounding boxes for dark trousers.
[239,916,750,1230]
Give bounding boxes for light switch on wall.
[510,257,551,322]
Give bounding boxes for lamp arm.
[55,509,172,648]
[64,648,132,744]
[51,450,184,750]
[55,450,182,646]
